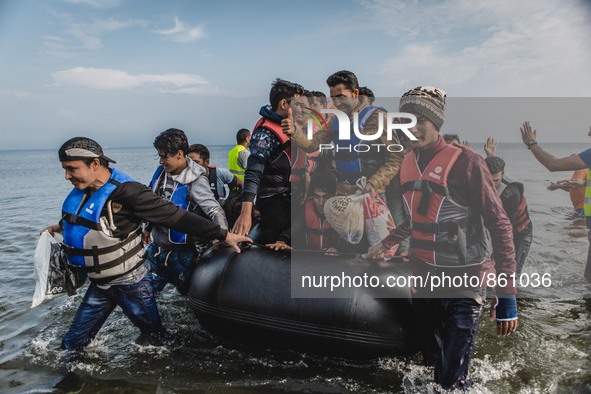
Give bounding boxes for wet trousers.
[146,243,197,296]
[61,272,166,350]
[412,293,484,390]
[515,223,533,274]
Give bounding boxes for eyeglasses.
[157,151,179,160]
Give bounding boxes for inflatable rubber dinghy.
[188,244,420,359]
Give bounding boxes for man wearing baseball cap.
[42,137,251,350]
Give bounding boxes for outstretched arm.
[547,178,586,191]
[521,121,587,172]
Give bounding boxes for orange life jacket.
[570,169,587,210]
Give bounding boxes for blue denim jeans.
[61,272,166,350]
[146,243,196,296]
[412,293,485,390]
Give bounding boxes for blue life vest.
[62,168,145,282]
[334,105,385,184]
[149,166,190,244]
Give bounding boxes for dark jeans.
[256,195,291,245]
[515,223,533,274]
[412,293,485,390]
[61,271,166,350]
[146,243,196,296]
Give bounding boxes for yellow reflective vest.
[584,169,591,217]
[228,144,246,180]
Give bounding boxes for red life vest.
[400,144,492,267]
[291,146,308,183]
[304,198,339,251]
[290,111,328,183]
[514,195,531,233]
[498,176,531,233]
[252,117,292,198]
[253,117,291,161]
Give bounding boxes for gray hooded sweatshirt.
[151,158,228,248]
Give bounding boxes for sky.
[1,0,590,150]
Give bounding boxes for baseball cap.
[58,137,116,163]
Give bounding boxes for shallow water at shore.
[1,144,590,393]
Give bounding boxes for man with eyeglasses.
[145,128,229,296]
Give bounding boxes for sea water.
[0,144,590,393]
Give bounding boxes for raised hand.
[484,136,497,157]
[281,107,295,136]
[520,121,537,146]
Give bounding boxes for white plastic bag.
[324,194,365,244]
[362,194,397,253]
[32,231,84,308]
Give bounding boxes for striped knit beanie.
[399,86,446,130]
[485,156,505,174]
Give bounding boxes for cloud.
[42,10,148,56]
[0,89,32,101]
[66,17,148,49]
[154,17,207,43]
[51,67,216,94]
[359,0,591,95]
[41,35,75,59]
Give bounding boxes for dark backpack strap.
[400,180,449,197]
[61,212,103,231]
[412,218,469,234]
[62,227,142,256]
[68,241,145,274]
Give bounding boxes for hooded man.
[146,128,228,296]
